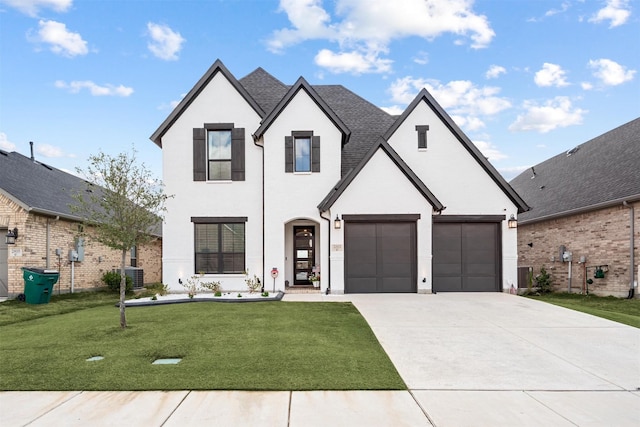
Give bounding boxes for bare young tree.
[72,148,171,329]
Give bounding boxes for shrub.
[245,270,261,293]
[101,271,133,293]
[535,267,553,294]
[200,280,222,293]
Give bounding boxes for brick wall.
[517,201,639,297]
[1,193,162,296]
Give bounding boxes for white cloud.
[268,0,495,74]
[589,0,631,27]
[55,80,134,97]
[473,140,507,161]
[486,65,506,79]
[314,48,392,74]
[31,20,88,57]
[545,1,570,17]
[588,58,636,85]
[1,0,72,17]
[386,76,510,132]
[35,143,65,158]
[413,51,429,65]
[379,105,404,116]
[0,132,16,151]
[146,22,185,61]
[509,96,586,133]
[581,81,594,90]
[498,165,531,177]
[534,63,569,87]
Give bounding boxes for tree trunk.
[120,249,127,329]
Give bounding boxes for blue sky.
[1,0,638,181]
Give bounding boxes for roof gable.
[318,138,444,212]
[385,88,529,214]
[511,117,640,223]
[253,77,351,145]
[150,59,264,147]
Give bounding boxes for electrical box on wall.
[74,237,85,261]
[68,249,79,262]
[559,245,566,262]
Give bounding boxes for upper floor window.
[193,124,245,182]
[295,135,311,172]
[285,131,320,173]
[208,129,232,180]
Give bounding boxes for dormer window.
[416,125,429,149]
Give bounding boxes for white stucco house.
[150,60,528,294]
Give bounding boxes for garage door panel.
[345,221,416,293]
[347,278,377,293]
[433,222,499,292]
[382,277,414,293]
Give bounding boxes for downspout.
[320,210,331,294]
[253,135,265,290]
[46,218,50,269]
[623,201,635,299]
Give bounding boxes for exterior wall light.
[5,227,18,245]
[334,215,342,229]
[507,215,517,229]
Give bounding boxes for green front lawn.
[525,293,640,328]
[0,298,405,391]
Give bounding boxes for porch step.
[285,286,322,294]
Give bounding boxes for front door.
[293,226,314,285]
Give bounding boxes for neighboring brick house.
[510,118,640,298]
[0,149,162,298]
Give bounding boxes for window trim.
[191,217,247,274]
[415,125,429,150]
[205,124,233,181]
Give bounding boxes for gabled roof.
[318,138,444,212]
[385,88,529,214]
[510,117,640,224]
[253,77,351,145]
[0,150,163,237]
[239,71,395,176]
[0,150,96,221]
[150,59,265,147]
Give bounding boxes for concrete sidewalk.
[2,293,639,426]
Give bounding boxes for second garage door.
[345,219,417,293]
[433,222,500,292]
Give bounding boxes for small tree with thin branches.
[72,148,171,329]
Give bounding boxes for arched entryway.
[284,219,320,288]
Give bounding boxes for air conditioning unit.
[116,267,144,289]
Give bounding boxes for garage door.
[433,222,500,292]
[345,218,417,293]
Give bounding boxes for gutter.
[519,194,640,226]
[623,201,636,299]
[252,134,265,290]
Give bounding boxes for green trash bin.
[22,267,60,304]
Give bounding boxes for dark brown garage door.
[433,222,500,292]
[345,218,417,293]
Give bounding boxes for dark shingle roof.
[510,117,640,223]
[239,69,395,176]
[0,150,94,220]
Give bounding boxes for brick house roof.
[510,117,640,224]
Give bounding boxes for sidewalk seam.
[159,390,191,427]
[22,391,83,427]
[409,389,437,427]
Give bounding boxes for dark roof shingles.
[510,117,640,222]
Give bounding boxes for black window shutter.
[193,128,206,181]
[231,127,245,181]
[311,136,320,172]
[285,136,293,173]
[416,125,429,149]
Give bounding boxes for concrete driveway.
[2,293,638,426]
[346,292,640,425]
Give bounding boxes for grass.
[0,295,405,391]
[525,293,640,328]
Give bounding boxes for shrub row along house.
[511,118,640,298]
[151,60,528,294]
[0,148,162,298]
